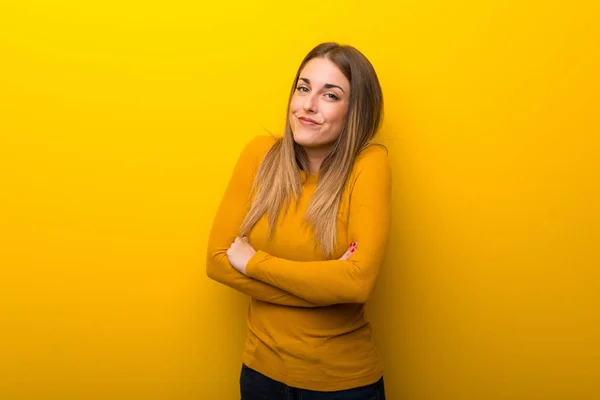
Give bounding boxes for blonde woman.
[207,42,391,399]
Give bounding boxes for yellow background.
[1,1,599,399]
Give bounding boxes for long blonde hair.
[239,42,384,258]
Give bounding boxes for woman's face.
[289,57,350,151]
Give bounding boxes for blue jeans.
[240,364,386,400]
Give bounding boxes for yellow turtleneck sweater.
[206,135,391,391]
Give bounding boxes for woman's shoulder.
[243,134,280,158]
[349,143,391,191]
[354,142,390,169]
[236,135,280,168]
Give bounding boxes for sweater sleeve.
[206,135,320,308]
[245,146,392,305]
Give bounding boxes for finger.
[339,245,354,261]
[338,250,349,261]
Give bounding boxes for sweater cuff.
[246,250,270,278]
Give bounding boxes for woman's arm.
[206,136,320,307]
[243,147,392,305]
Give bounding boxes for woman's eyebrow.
[299,77,346,93]
[324,83,345,93]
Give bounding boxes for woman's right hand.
[338,241,358,260]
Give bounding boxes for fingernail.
[351,248,355,252]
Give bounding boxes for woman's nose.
[302,94,317,113]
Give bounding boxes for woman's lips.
[298,116,320,126]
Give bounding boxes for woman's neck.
[304,146,331,175]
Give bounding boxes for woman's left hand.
[226,236,256,275]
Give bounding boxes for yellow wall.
[1,1,598,398]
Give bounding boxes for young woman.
[206,42,391,399]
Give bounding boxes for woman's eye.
[326,93,339,100]
[296,86,309,92]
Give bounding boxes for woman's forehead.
[299,58,349,89]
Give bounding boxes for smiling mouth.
[298,116,320,125]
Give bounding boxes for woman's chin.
[291,132,312,147]
[292,129,320,147]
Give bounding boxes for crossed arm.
[206,136,391,306]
